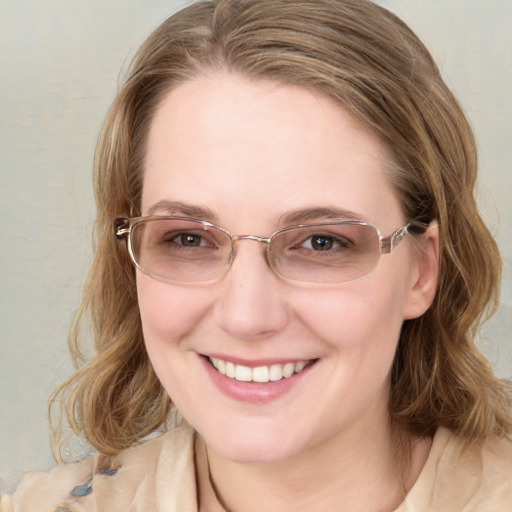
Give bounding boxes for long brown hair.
[50,0,511,458]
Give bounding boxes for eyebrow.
[146,200,217,221]
[146,201,366,226]
[279,207,366,225]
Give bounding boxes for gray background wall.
[1,0,511,494]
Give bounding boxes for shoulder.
[399,427,512,511]
[1,422,197,512]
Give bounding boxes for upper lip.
[202,353,317,367]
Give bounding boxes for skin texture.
[137,72,438,511]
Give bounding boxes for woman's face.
[138,73,435,463]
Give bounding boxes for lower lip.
[201,357,315,404]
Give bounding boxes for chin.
[198,418,313,464]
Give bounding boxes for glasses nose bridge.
[231,234,271,246]
[227,234,273,270]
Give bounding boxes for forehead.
[142,73,403,230]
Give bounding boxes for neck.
[196,418,431,512]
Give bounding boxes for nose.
[214,240,289,341]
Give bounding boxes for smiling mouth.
[208,357,314,383]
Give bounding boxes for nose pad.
[224,235,273,276]
[214,240,288,341]
[225,243,238,268]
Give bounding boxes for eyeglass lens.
[130,218,382,284]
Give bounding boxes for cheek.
[136,274,211,347]
[293,274,409,355]
[136,275,215,411]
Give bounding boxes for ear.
[403,221,440,320]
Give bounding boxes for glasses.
[115,216,427,285]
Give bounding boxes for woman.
[3,0,511,510]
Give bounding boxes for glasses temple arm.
[114,218,130,239]
[381,220,431,253]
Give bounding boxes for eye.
[170,232,209,247]
[301,233,347,251]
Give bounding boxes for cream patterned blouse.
[2,422,512,511]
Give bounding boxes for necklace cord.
[204,440,231,512]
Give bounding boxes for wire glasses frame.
[115,216,428,285]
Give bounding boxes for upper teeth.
[209,357,309,383]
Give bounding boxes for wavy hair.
[50,0,512,458]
